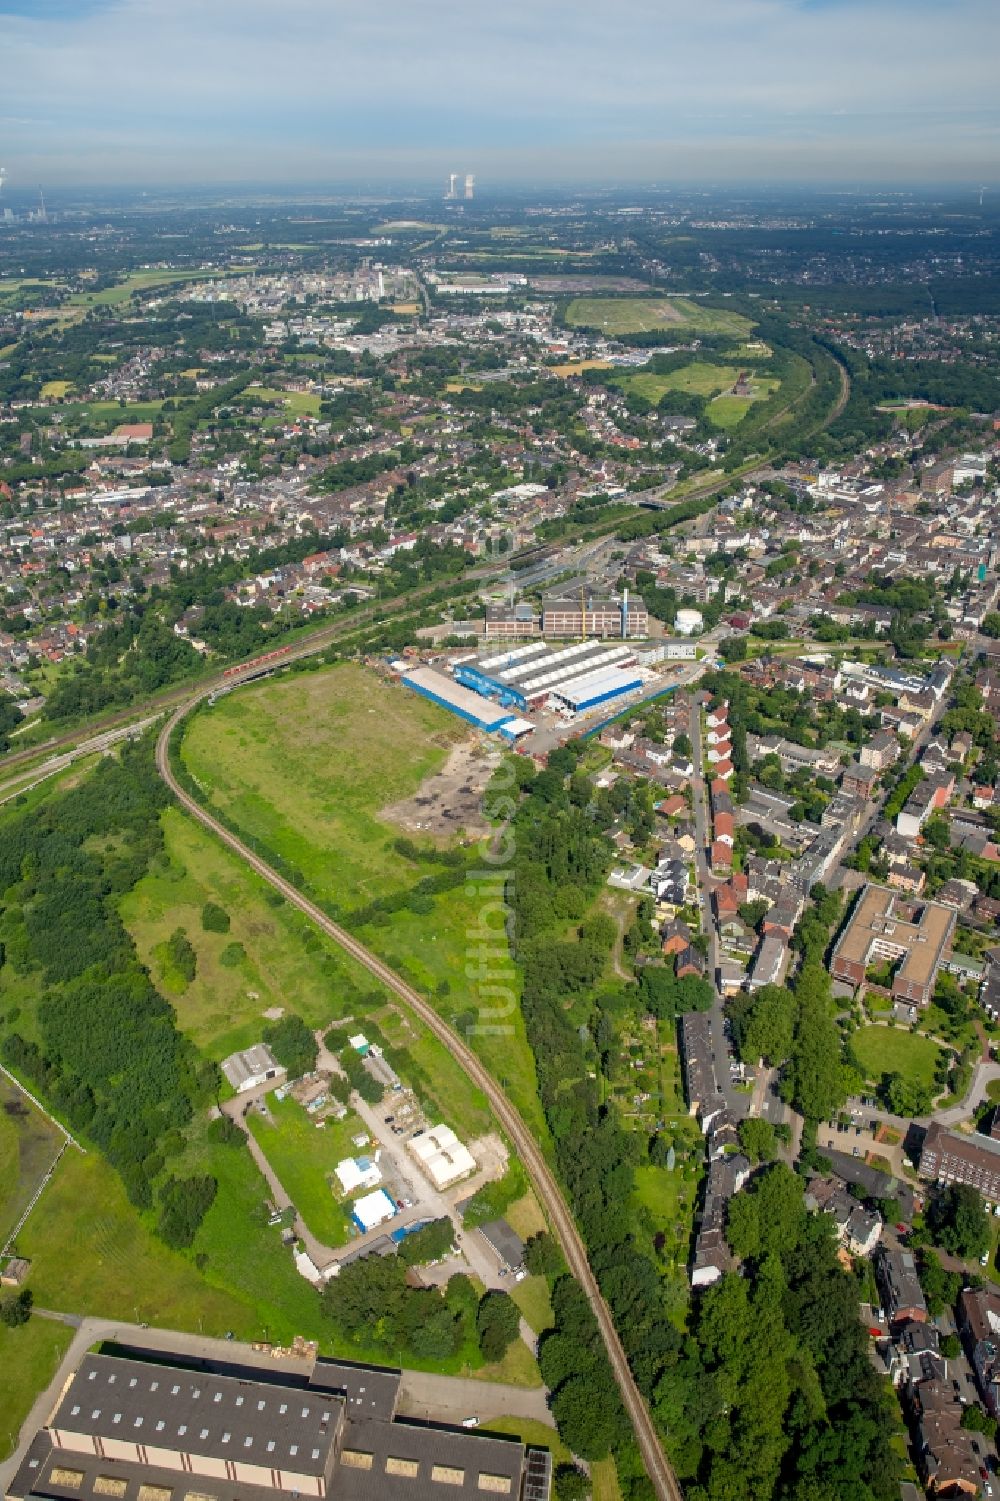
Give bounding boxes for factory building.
[454,640,643,716]
[541,591,647,639]
[400,666,514,732]
[8,1349,552,1501]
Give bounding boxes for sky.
[0,0,997,190]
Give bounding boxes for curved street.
[155,696,684,1501]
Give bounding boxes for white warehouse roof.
[554,668,643,711]
[408,1124,477,1189]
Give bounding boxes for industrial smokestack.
[622,587,629,640]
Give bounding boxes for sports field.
[565,296,754,338]
[851,1025,941,1088]
[180,664,547,1140]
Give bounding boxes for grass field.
[851,1026,942,1088]
[612,363,780,429]
[180,664,547,1141]
[0,1317,75,1460]
[68,270,217,308]
[591,1457,624,1501]
[121,809,493,1137]
[121,807,391,1059]
[565,296,754,338]
[510,1274,554,1335]
[244,386,321,418]
[0,1076,64,1245]
[247,1094,367,1247]
[15,1149,255,1333]
[480,1417,569,1466]
[28,398,166,427]
[40,380,73,399]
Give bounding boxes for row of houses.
[874,1249,986,1496]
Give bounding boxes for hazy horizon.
[1,0,998,191]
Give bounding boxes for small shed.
[0,1256,30,1287]
[477,1219,525,1274]
[221,1043,284,1094]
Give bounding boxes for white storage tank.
[674,608,705,637]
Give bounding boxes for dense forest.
[0,739,218,1237]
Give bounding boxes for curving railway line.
[154,691,684,1501]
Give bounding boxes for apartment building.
[829,883,956,1006]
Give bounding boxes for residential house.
[876,1247,928,1327]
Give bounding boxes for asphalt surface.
[154,699,685,1501]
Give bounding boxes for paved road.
[0,1316,553,1495]
[933,1061,1000,1127]
[154,704,684,1501]
[396,1369,551,1427]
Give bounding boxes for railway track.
[154,694,684,1501]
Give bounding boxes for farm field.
[564,296,754,338]
[180,664,547,1141]
[0,1317,75,1461]
[851,1025,942,1088]
[40,380,73,399]
[550,359,614,377]
[247,1094,367,1247]
[0,1076,64,1246]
